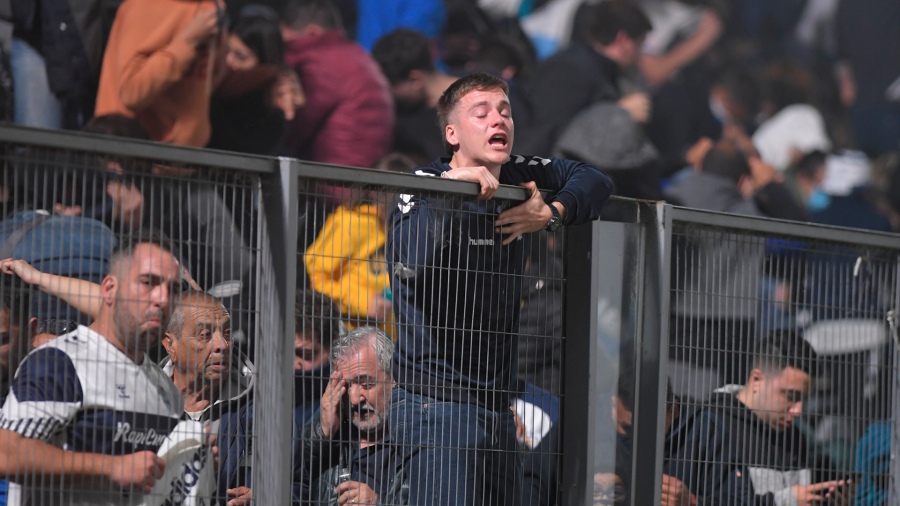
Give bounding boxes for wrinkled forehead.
[337,347,381,376]
[183,300,230,328]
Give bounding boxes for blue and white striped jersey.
[0,325,183,506]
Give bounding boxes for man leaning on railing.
[387,72,613,506]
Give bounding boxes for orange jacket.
[95,0,220,146]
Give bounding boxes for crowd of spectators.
[0,0,898,505]
[0,0,898,232]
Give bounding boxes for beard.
[349,401,387,434]
[114,300,163,356]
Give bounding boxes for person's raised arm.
[639,10,723,89]
[0,259,102,319]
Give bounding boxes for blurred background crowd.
[1,0,899,232]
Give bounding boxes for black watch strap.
[546,203,562,231]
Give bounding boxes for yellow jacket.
[304,204,395,336]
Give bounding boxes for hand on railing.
[495,182,560,245]
[439,166,499,200]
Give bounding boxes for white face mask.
[709,96,732,124]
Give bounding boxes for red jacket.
[284,30,394,169]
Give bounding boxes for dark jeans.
[389,387,522,506]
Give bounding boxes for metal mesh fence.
[661,218,899,506]
[4,126,898,506]
[293,170,566,506]
[590,205,900,506]
[0,128,575,506]
[0,133,261,505]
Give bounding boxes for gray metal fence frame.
[609,200,900,506]
[3,125,899,506]
[0,126,586,505]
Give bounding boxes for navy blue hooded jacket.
[388,155,612,411]
[665,391,832,505]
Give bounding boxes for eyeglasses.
[592,479,626,505]
[37,319,78,336]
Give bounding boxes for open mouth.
[488,134,508,148]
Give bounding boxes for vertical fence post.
[560,220,602,505]
[630,202,673,506]
[253,157,299,504]
[891,256,900,503]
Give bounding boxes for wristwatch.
[545,203,562,232]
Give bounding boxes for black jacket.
[297,414,407,506]
[518,43,621,154]
[388,156,612,411]
[666,391,830,505]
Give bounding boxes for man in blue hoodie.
[388,71,613,506]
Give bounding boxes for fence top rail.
[0,125,276,173]
[0,126,541,203]
[294,160,537,202]
[668,204,900,251]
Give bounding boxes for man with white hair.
[298,326,403,506]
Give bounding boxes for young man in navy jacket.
[388,72,613,506]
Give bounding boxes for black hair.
[82,114,153,176]
[372,29,435,85]
[762,61,814,113]
[469,36,525,78]
[83,114,151,140]
[794,150,828,179]
[714,66,761,119]
[281,0,342,31]
[702,139,751,183]
[616,358,675,412]
[588,0,652,46]
[751,329,819,378]
[295,289,341,351]
[375,152,417,174]
[232,6,284,65]
[36,319,78,336]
